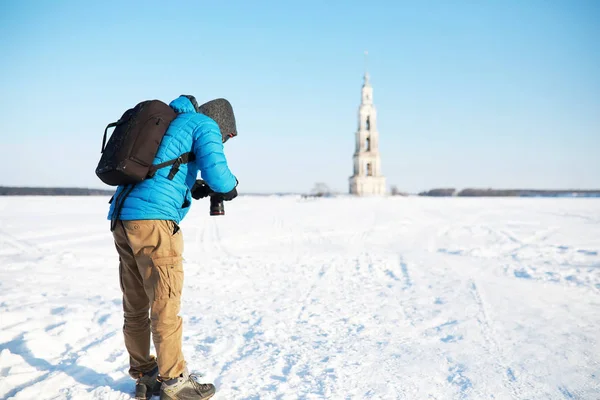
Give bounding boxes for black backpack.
[96,100,195,186]
[97,100,196,231]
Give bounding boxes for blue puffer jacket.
[107,96,237,224]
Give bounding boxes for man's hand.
[219,187,238,201]
[191,180,212,200]
[193,178,238,201]
[216,178,238,201]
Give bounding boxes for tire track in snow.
[194,218,212,255]
[0,228,44,257]
[296,260,331,324]
[209,219,239,260]
[36,233,109,249]
[283,247,341,397]
[364,251,418,330]
[210,228,337,397]
[202,219,218,255]
[197,218,228,257]
[498,226,559,259]
[214,315,264,380]
[0,329,127,399]
[468,279,522,399]
[430,220,524,399]
[0,227,110,261]
[399,255,412,290]
[194,218,241,260]
[378,253,418,330]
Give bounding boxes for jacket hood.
[169,95,198,114]
[197,98,237,142]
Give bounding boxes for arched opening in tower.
[366,162,372,176]
[365,137,371,151]
[366,116,371,131]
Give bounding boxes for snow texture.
[1,196,599,399]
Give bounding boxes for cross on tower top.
[364,50,370,85]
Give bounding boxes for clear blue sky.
[1,0,598,193]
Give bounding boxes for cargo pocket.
[150,256,184,300]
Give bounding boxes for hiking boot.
[135,366,161,399]
[160,369,216,400]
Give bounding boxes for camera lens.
[209,196,225,216]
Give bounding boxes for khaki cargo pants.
[112,219,186,380]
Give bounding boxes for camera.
[191,179,236,216]
[209,194,225,216]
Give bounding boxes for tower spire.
[364,50,370,84]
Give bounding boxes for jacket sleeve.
[192,119,237,194]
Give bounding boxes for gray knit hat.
[198,98,238,143]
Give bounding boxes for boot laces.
[190,374,212,392]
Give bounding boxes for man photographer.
[108,95,238,400]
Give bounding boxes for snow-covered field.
[1,195,599,400]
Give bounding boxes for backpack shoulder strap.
[147,152,196,180]
[101,122,119,153]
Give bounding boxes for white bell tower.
[349,54,386,196]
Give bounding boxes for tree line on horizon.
[2,186,600,198]
[0,186,114,196]
[417,188,600,197]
